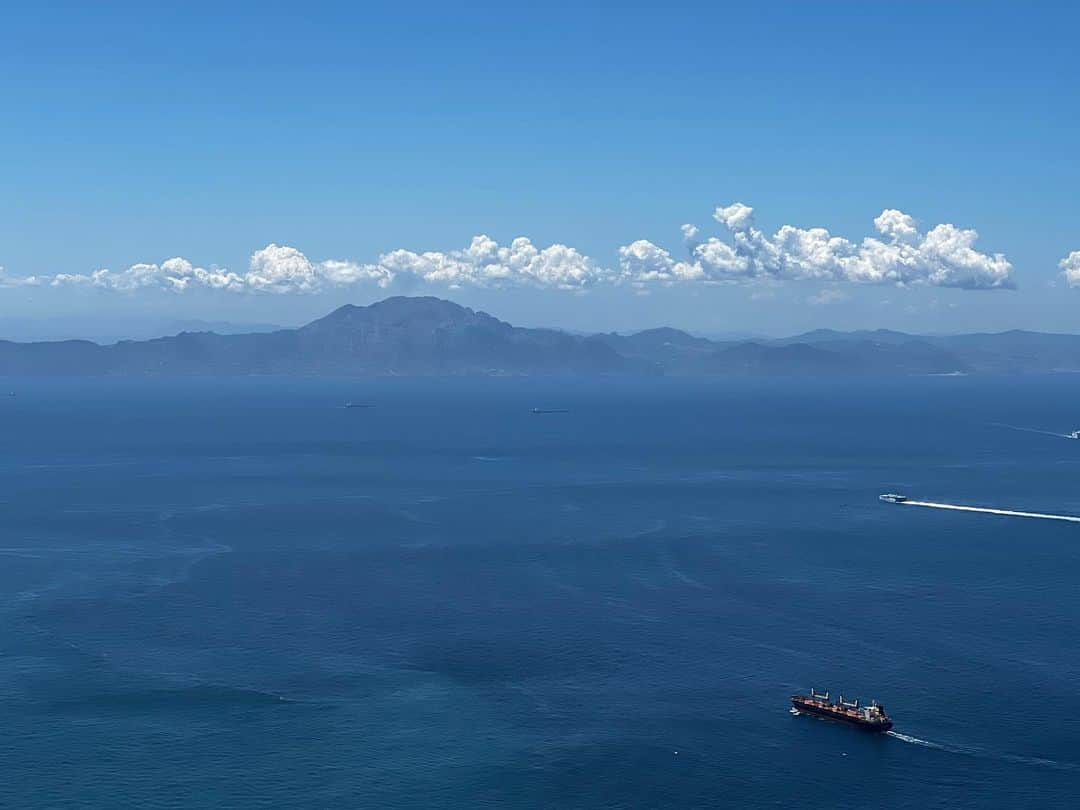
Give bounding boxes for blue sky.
[1,1,1077,337]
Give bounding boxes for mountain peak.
[311,296,478,326]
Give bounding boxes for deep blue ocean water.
[1,375,1079,808]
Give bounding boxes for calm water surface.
[1,376,1078,808]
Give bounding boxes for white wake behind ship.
[879,493,1080,523]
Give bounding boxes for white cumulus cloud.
[245,244,392,293]
[0,266,42,287]
[245,244,320,293]
[52,259,244,292]
[44,245,393,294]
[375,235,606,289]
[617,240,703,283]
[1060,251,1080,287]
[621,203,1015,290]
[42,237,605,293]
[2,204,1020,295]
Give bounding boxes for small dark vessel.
[790,689,893,732]
[531,408,570,414]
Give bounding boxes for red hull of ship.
[791,696,893,732]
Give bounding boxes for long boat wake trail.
[885,731,941,748]
[900,500,1080,523]
[885,731,1080,771]
[989,422,1074,440]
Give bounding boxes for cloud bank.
[38,238,599,295]
[1060,251,1080,287]
[377,236,605,289]
[47,247,393,294]
[5,203,1020,294]
[622,204,1015,290]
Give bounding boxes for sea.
[1,375,1079,808]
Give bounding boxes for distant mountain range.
[0,316,284,344]
[1,296,1079,377]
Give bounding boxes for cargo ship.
[790,689,893,732]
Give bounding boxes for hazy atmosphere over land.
[1,2,1078,337]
